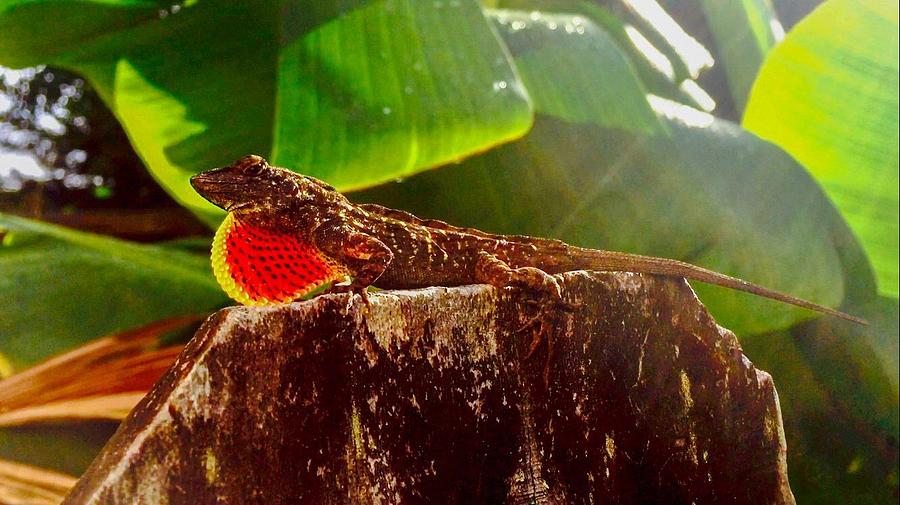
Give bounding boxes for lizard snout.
[189,171,218,193]
[190,170,242,210]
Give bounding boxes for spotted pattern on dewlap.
[211,213,346,305]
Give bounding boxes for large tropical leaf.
[0,213,225,371]
[488,8,661,134]
[495,0,714,110]
[741,303,899,505]
[743,0,899,298]
[0,0,533,223]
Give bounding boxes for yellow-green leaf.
[744,0,899,298]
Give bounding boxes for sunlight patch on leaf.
[624,25,674,80]
[621,0,713,78]
[677,80,715,113]
[0,354,12,380]
[647,95,714,128]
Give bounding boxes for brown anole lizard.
[190,155,865,326]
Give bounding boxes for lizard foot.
[475,251,572,386]
[516,298,580,385]
[326,283,371,313]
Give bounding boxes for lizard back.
[356,203,866,325]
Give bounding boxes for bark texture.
[63,271,795,504]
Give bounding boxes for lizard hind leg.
[476,251,563,297]
[475,252,572,384]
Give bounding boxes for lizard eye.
[244,163,267,177]
[244,163,266,176]
[231,155,268,176]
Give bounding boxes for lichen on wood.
[63,271,795,504]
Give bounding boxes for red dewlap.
[225,219,337,302]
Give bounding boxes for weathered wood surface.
[63,271,795,504]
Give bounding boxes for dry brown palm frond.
[0,459,77,505]
[0,316,200,427]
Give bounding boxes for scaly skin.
[190,155,865,325]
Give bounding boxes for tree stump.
[63,271,795,504]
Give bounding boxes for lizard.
[190,155,866,331]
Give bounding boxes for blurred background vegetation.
[0,0,897,503]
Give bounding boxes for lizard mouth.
[226,201,253,212]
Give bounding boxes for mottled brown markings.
[189,156,866,324]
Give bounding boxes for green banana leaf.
[488,8,661,134]
[0,213,227,371]
[742,298,899,504]
[0,0,533,223]
[744,0,899,299]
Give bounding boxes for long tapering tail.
[561,248,867,325]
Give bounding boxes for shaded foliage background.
[0,0,896,503]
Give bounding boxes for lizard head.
[191,155,340,213]
[192,155,352,306]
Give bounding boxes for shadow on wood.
[63,271,795,504]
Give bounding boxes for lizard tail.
[564,248,867,325]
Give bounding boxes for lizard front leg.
[312,221,393,303]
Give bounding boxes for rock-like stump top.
[64,271,794,504]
